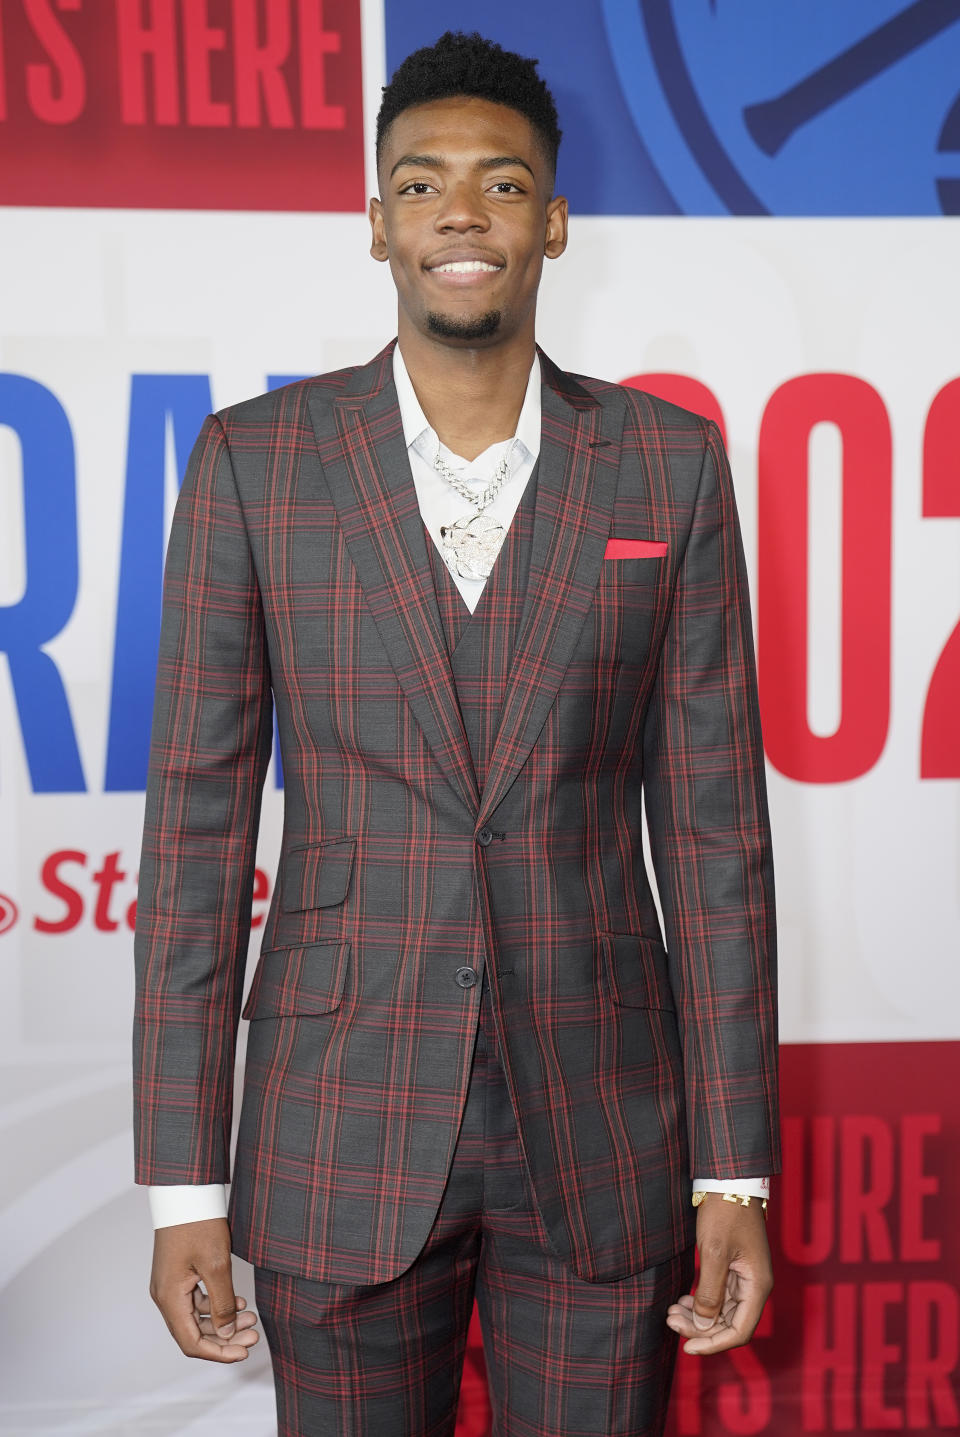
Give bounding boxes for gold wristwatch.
[692,1190,768,1218]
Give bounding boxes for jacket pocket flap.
[242,941,350,1020]
[282,837,356,912]
[601,932,675,1010]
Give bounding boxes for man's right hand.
[150,1218,259,1362]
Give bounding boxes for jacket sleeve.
[641,419,780,1180]
[133,414,273,1185]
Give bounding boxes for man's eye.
[401,182,435,195]
[490,181,522,194]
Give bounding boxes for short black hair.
[376,31,562,181]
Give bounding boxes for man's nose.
[435,184,489,232]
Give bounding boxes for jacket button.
[455,966,478,988]
[476,827,493,846]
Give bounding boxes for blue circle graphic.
[601,0,960,215]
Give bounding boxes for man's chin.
[425,309,502,343]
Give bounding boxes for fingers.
[203,1246,240,1338]
[691,1260,727,1332]
[159,1279,255,1362]
[150,1218,260,1363]
[192,1291,253,1319]
[666,1284,766,1354]
[193,1290,258,1337]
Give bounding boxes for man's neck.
[397,326,536,462]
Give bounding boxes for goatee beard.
[426,310,502,342]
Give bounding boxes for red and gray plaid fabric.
[133,340,779,1288]
[254,976,693,1437]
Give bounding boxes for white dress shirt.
[392,343,542,611]
[147,346,767,1228]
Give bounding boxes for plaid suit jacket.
[133,341,779,1286]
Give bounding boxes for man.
[134,31,779,1437]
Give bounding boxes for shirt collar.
[392,342,541,464]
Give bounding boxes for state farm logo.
[35,850,140,934]
[2,851,274,935]
[0,893,19,935]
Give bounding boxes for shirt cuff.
[147,1184,228,1229]
[692,1176,770,1200]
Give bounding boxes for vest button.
[476,827,493,846]
[455,966,478,989]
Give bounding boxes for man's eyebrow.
[390,154,445,178]
[477,156,536,178]
[389,153,537,180]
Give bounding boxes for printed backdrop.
[1,2,958,1432]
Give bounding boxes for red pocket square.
[604,538,668,559]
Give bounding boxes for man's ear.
[544,194,568,260]
[369,197,388,262]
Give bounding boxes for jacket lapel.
[306,342,627,830]
[475,350,627,831]
[307,343,481,819]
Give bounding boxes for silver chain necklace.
[435,442,514,581]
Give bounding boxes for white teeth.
[431,260,501,273]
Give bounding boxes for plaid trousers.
[253,972,695,1437]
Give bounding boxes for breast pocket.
[600,556,667,584]
[281,836,356,912]
[589,559,668,670]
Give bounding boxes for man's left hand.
[666,1193,773,1355]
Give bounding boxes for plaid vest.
[424,462,540,793]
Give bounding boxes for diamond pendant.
[440,511,506,580]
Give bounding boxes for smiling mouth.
[427,260,503,274]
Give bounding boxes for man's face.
[369,95,567,348]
